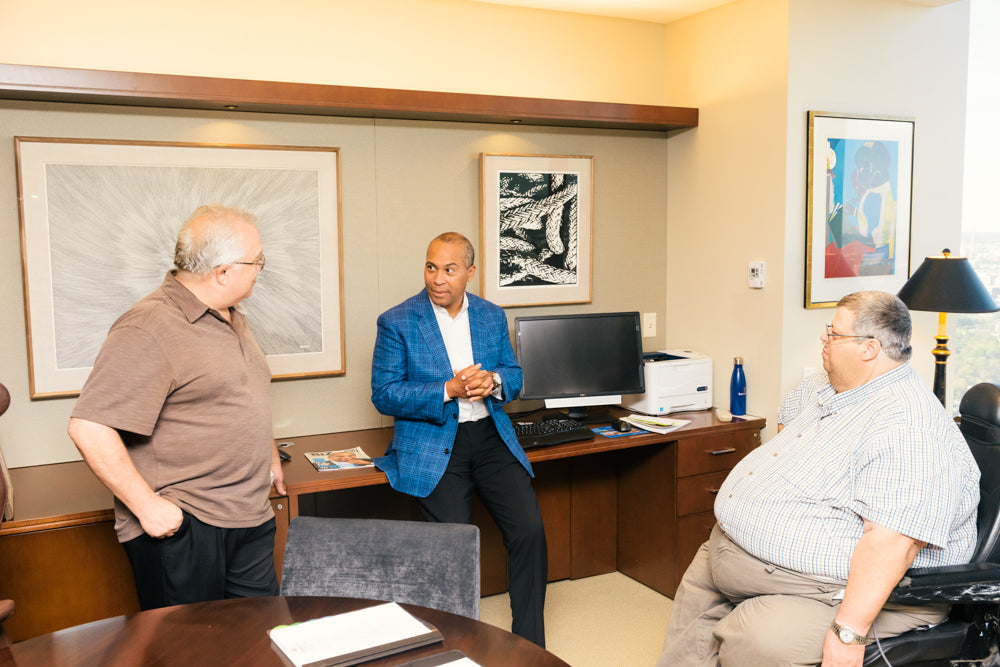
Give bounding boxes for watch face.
[839,628,854,643]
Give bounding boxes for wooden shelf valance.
[0,63,697,132]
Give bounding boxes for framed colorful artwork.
[15,137,344,398]
[805,112,915,308]
[479,153,593,307]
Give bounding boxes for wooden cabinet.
[618,424,761,597]
[674,429,759,588]
[0,412,762,640]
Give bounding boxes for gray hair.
[431,232,475,268]
[174,204,257,275]
[837,291,913,362]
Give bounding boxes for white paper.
[270,602,433,666]
[621,415,691,434]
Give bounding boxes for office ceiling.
[468,0,960,24]
[466,0,735,24]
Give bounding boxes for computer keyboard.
[513,418,595,449]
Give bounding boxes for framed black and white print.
[479,153,593,307]
[15,137,345,398]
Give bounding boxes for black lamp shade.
[897,253,999,314]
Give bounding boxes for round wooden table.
[6,596,569,666]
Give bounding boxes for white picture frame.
[479,153,593,307]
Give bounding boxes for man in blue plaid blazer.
[371,232,547,647]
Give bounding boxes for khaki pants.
[656,524,949,666]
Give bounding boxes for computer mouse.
[613,418,632,432]
[278,450,292,462]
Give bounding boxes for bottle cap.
[734,356,743,364]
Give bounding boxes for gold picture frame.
[16,137,345,398]
[805,112,914,308]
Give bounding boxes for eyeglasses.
[232,254,266,271]
[824,323,875,341]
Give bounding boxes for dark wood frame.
[0,64,698,132]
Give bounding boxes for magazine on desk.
[268,602,443,667]
[303,447,374,472]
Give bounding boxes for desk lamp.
[896,249,998,405]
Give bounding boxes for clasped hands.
[446,363,496,402]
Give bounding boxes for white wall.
[781,0,971,407]
[663,0,971,436]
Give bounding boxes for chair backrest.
[280,517,481,619]
[958,382,1000,564]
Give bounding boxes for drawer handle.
[709,448,737,456]
[708,489,719,495]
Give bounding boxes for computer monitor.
[514,311,645,423]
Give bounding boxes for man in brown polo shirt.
[68,204,285,610]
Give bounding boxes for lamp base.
[931,334,950,406]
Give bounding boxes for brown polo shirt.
[72,272,274,542]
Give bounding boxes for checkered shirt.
[716,363,980,581]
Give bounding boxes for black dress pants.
[417,418,548,647]
[122,512,279,610]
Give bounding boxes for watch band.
[830,620,873,645]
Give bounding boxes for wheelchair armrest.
[887,562,1000,604]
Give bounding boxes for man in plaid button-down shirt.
[658,291,979,667]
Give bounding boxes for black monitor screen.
[515,311,645,401]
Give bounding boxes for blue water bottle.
[730,357,746,416]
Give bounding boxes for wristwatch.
[830,620,873,645]
[491,372,503,393]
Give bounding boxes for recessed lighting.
[223,105,239,110]
[510,119,522,124]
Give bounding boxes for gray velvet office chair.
[280,516,481,620]
[863,382,1000,666]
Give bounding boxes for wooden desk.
[6,595,569,666]
[279,410,763,598]
[0,409,763,641]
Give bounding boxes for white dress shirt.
[431,294,490,423]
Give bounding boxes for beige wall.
[0,0,975,466]
[0,102,669,468]
[664,0,790,429]
[0,0,674,469]
[0,0,669,105]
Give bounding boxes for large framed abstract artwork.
[805,112,914,309]
[15,137,344,399]
[479,153,593,307]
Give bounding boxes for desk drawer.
[677,431,759,478]
[676,470,728,517]
[677,511,717,577]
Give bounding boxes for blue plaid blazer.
[371,290,530,498]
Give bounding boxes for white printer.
[622,349,713,415]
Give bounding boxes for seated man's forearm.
[836,521,925,633]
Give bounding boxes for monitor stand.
[565,406,615,425]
